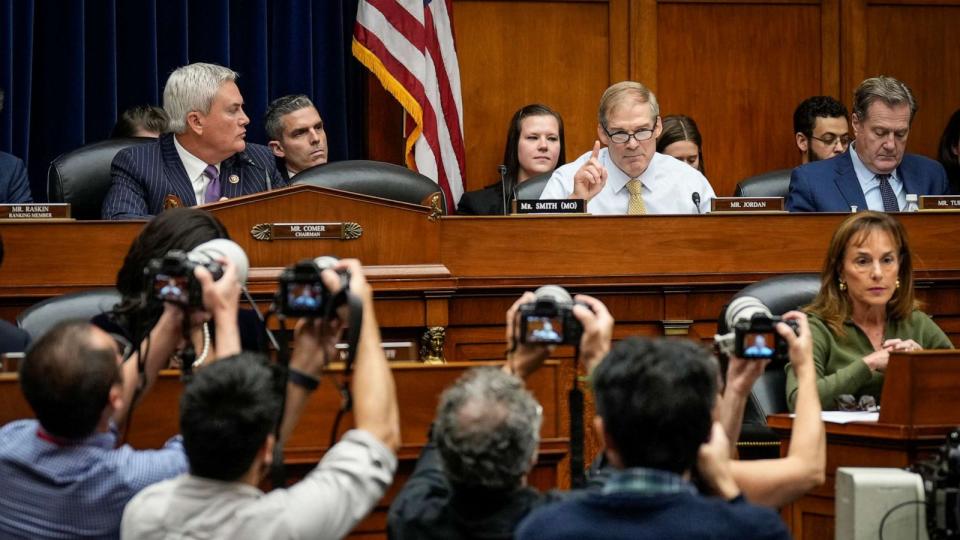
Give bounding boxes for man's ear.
[597,124,609,146]
[593,415,623,469]
[268,140,285,159]
[796,132,809,153]
[262,433,276,469]
[186,111,204,136]
[107,384,123,414]
[851,113,862,138]
[653,116,663,138]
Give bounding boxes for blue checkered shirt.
[601,467,698,496]
[0,419,187,539]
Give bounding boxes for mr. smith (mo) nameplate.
[513,199,585,215]
[250,222,363,241]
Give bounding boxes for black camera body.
[912,429,960,538]
[733,314,799,362]
[277,257,350,317]
[517,292,584,346]
[145,250,223,307]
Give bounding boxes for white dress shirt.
[173,136,219,205]
[539,148,716,214]
[849,142,907,211]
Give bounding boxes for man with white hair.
[102,63,284,220]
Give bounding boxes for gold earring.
[896,279,901,289]
[839,280,847,291]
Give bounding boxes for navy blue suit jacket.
[787,149,949,212]
[102,133,285,220]
[0,151,33,204]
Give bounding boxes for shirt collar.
[36,424,117,449]
[287,168,300,179]
[173,134,219,181]
[601,467,697,496]
[850,142,900,187]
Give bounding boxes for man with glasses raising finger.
[540,81,715,214]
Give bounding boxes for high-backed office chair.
[47,137,154,220]
[515,172,552,200]
[717,273,821,457]
[292,160,446,213]
[17,289,122,342]
[733,168,793,198]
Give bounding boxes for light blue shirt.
[849,143,907,211]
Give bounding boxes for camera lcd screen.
[286,282,323,313]
[741,332,776,359]
[525,315,564,344]
[155,274,189,304]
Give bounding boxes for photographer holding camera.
[121,259,400,540]
[714,311,827,508]
[388,288,614,540]
[0,258,242,539]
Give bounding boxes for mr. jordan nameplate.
[250,222,363,241]
[710,197,785,212]
[514,199,585,214]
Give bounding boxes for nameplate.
[250,222,363,241]
[0,203,71,220]
[710,197,785,212]
[919,195,960,211]
[514,199,585,214]
[335,341,416,362]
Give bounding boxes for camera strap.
[569,344,586,489]
[329,291,363,447]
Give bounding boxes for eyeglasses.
[811,133,853,147]
[835,394,878,412]
[603,125,656,144]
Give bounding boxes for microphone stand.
[498,165,509,215]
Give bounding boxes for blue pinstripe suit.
[102,133,285,220]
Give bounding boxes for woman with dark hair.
[938,108,960,194]
[458,104,566,215]
[94,208,265,364]
[785,211,952,411]
[656,114,705,175]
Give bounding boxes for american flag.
[353,0,466,210]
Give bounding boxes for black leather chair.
[47,137,154,220]
[733,168,793,198]
[17,289,122,342]
[515,172,552,200]
[717,273,821,457]
[292,160,447,212]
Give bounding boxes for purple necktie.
[204,165,220,203]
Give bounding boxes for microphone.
[498,164,509,215]
[237,152,272,192]
[691,192,701,214]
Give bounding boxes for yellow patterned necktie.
[626,178,647,215]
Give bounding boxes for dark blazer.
[787,150,950,212]
[102,133,285,220]
[457,182,509,215]
[0,151,32,204]
[0,320,29,354]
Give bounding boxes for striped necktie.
[876,174,899,212]
[626,178,646,215]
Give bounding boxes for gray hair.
[435,367,542,490]
[853,76,917,123]
[264,94,316,141]
[163,63,238,134]
[599,81,660,128]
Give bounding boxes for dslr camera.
[516,285,584,345]
[144,239,249,308]
[277,256,350,317]
[715,296,799,362]
[911,429,960,538]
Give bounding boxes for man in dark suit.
[0,89,32,204]
[264,95,328,183]
[102,63,284,220]
[787,76,949,212]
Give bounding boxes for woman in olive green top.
[786,211,953,411]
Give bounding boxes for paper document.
[819,411,879,424]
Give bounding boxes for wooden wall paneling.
[820,0,841,96]
[452,1,613,192]
[610,0,632,81]
[864,2,960,159]
[839,0,868,106]
[630,0,659,88]
[655,1,824,196]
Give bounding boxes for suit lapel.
[833,151,868,210]
[220,156,243,199]
[160,134,198,206]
